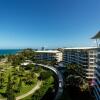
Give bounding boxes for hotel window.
[89,67,94,69]
[90,63,94,66]
[90,51,94,53]
[89,75,94,77]
[89,71,94,73]
[90,59,94,62]
[89,55,94,57]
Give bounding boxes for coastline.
[0,49,21,55]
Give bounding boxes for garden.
[0,63,41,99]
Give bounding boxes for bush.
[39,71,51,80]
[31,77,54,100]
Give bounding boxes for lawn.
[0,63,39,99]
[15,78,37,97]
[21,76,54,100]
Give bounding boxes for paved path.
[0,63,63,100]
[32,63,64,100]
[0,81,42,100]
[16,81,42,100]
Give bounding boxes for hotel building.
[63,47,97,82]
[35,50,62,62]
[93,48,100,100]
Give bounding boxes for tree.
[24,64,34,70]
[17,78,22,92]
[51,59,57,66]
[66,75,82,87]
[24,72,33,85]
[6,74,15,100]
[19,48,35,60]
[0,73,4,88]
[65,64,89,91]
[30,67,35,78]
[39,71,51,80]
[65,64,86,78]
[8,55,24,66]
[8,49,36,67]
[31,76,54,100]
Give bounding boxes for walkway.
[32,63,64,100]
[16,81,42,100]
[0,81,42,100]
[0,63,63,100]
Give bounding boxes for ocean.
[0,49,21,55]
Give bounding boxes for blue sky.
[0,0,100,49]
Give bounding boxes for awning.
[91,31,100,39]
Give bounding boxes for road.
[32,63,64,100]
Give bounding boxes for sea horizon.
[0,49,21,55]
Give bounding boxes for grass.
[21,93,33,100]
[0,63,39,99]
[21,76,54,100]
[0,63,54,100]
[15,78,37,97]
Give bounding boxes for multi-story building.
[63,47,97,83]
[93,48,100,100]
[35,50,62,62]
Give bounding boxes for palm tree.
[30,67,35,78]
[17,78,22,92]
[0,73,4,88]
[66,75,82,87]
[51,59,57,66]
[6,74,15,100]
[65,64,89,92]
[66,64,86,79]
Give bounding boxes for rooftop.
[63,47,98,50]
[35,50,61,53]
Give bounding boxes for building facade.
[63,47,97,82]
[35,50,62,62]
[93,48,100,100]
